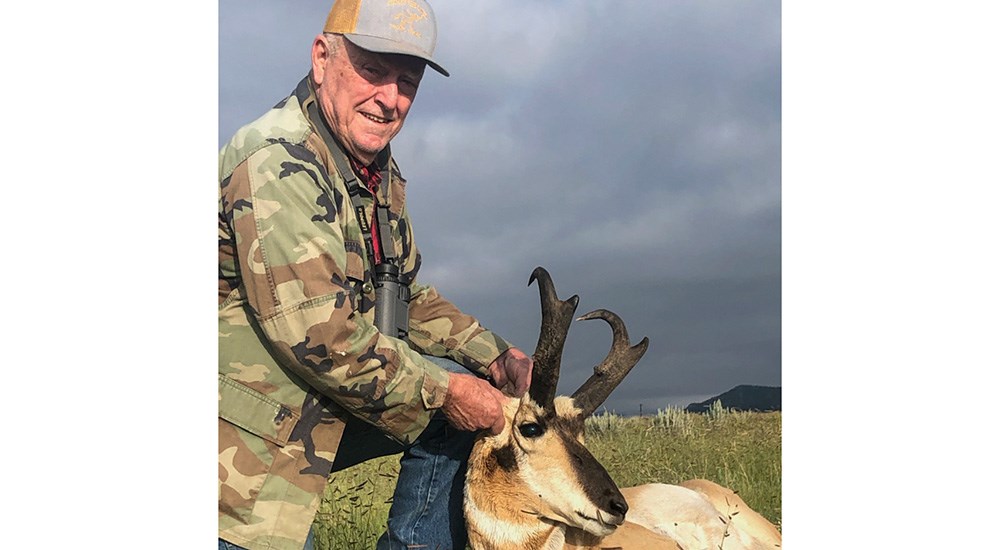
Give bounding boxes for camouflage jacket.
[218,75,513,550]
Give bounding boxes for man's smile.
[360,112,392,124]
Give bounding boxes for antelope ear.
[515,392,547,420]
[552,395,585,419]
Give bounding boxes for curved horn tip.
[634,336,651,355]
[576,308,609,322]
[528,266,550,286]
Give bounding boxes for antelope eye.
[518,423,544,438]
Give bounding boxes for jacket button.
[362,282,374,294]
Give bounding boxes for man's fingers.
[442,373,507,433]
[487,348,534,397]
[511,353,533,397]
[514,372,530,397]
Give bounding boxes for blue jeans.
[336,355,476,550]
[218,531,316,550]
[220,355,477,550]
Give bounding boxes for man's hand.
[487,348,534,398]
[441,373,507,435]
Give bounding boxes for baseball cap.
[323,0,449,77]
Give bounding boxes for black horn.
[570,309,649,417]
[528,267,579,408]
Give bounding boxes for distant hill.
[685,385,781,413]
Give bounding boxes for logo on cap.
[389,0,428,38]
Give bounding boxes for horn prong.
[571,309,649,417]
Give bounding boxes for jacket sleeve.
[222,142,449,445]
[406,283,514,378]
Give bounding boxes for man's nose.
[374,82,398,111]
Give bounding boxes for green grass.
[312,456,400,550]
[586,405,782,528]
[313,405,781,549]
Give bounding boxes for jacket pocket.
[218,375,299,446]
[343,238,367,281]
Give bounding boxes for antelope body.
[464,268,781,550]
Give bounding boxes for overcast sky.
[219,0,781,412]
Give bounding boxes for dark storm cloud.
[219,0,781,412]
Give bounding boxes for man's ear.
[311,35,330,85]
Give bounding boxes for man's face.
[313,36,426,164]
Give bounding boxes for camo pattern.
[218,75,513,550]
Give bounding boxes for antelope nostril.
[608,496,628,517]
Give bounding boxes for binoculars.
[373,263,411,341]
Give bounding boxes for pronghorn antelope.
[463,267,781,550]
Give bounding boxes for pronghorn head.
[465,267,649,546]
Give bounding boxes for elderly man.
[217,1,532,549]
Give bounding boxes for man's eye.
[399,80,418,94]
[518,423,544,438]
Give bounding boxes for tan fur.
[620,484,730,547]
[564,521,683,549]
[614,482,783,549]
[679,479,782,549]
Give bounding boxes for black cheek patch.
[491,444,518,472]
